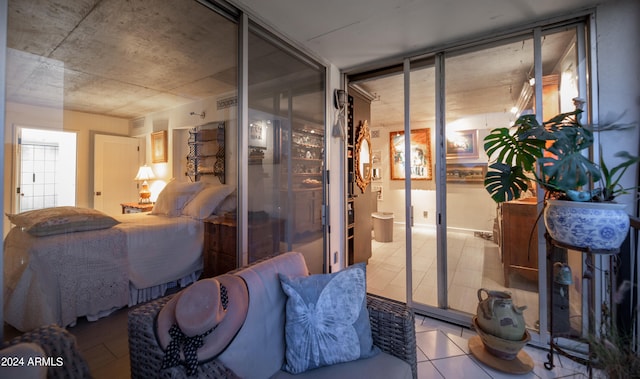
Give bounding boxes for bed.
[3,181,236,332]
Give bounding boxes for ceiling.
[234,0,601,128]
[352,30,576,128]
[232,0,605,70]
[5,0,606,122]
[6,0,240,120]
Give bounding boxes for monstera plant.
[484,101,640,250]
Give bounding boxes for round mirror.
[355,120,372,193]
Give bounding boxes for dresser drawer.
[215,253,236,275]
[203,216,238,278]
[219,225,236,254]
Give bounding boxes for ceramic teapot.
[476,288,527,341]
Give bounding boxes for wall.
[596,0,640,215]
[327,64,343,272]
[370,112,510,232]
[351,90,373,263]
[137,93,238,187]
[3,102,130,236]
[3,90,238,238]
[595,0,640,332]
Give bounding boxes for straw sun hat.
[156,274,248,375]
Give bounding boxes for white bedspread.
[4,226,130,332]
[4,213,204,332]
[114,213,203,290]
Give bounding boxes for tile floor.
[5,303,597,378]
[3,224,596,378]
[367,224,540,330]
[369,223,599,378]
[414,314,598,378]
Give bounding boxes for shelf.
[292,143,322,149]
[289,157,322,162]
[186,122,225,183]
[546,235,619,255]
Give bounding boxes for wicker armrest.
[367,293,417,379]
[128,294,238,379]
[2,324,91,379]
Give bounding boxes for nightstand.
[202,215,280,278]
[120,202,154,214]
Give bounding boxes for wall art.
[389,128,432,180]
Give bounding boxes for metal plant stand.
[544,233,618,379]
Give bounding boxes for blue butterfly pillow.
[278,263,380,374]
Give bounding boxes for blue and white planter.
[544,199,630,251]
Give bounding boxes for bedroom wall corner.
[64,110,130,209]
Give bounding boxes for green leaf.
[484,164,531,202]
[483,126,544,202]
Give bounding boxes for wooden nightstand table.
[120,202,154,214]
[202,215,281,278]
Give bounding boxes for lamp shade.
[134,165,156,181]
[134,165,155,204]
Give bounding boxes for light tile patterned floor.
[414,315,597,378]
[367,224,541,330]
[4,224,595,378]
[368,224,597,378]
[6,304,595,378]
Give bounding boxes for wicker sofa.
[1,324,91,379]
[129,252,417,378]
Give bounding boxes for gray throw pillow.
[279,263,379,374]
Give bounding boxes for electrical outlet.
[333,251,338,264]
[423,211,428,218]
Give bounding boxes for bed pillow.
[151,180,205,217]
[278,263,379,374]
[215,189,237,214]
[6,206,120,237]
[182,185,235,220]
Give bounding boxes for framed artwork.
[446,163,487,183]
[389,128,432,180]
[249,121,267,149]
[446,129,479,159]
[151,131,168,163]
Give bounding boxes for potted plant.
[483,99,640,250]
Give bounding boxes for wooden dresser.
[501,198,539,287]
[202,215,280,278]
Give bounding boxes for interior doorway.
[93,134,141,216]
[15,127,77,213]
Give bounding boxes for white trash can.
[372,212,394,242]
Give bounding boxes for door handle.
[410,205,414,227]
[96,191,102,196]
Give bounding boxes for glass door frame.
[238,16,330,272]
[348,15,598,346]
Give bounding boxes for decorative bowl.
[473,317,530,360]
[544,199,629,251]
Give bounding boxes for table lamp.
[134,165,155,204]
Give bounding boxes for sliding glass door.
[353,20,593,340]
[246,24,327,273]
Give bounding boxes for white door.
[94,134,140,215]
